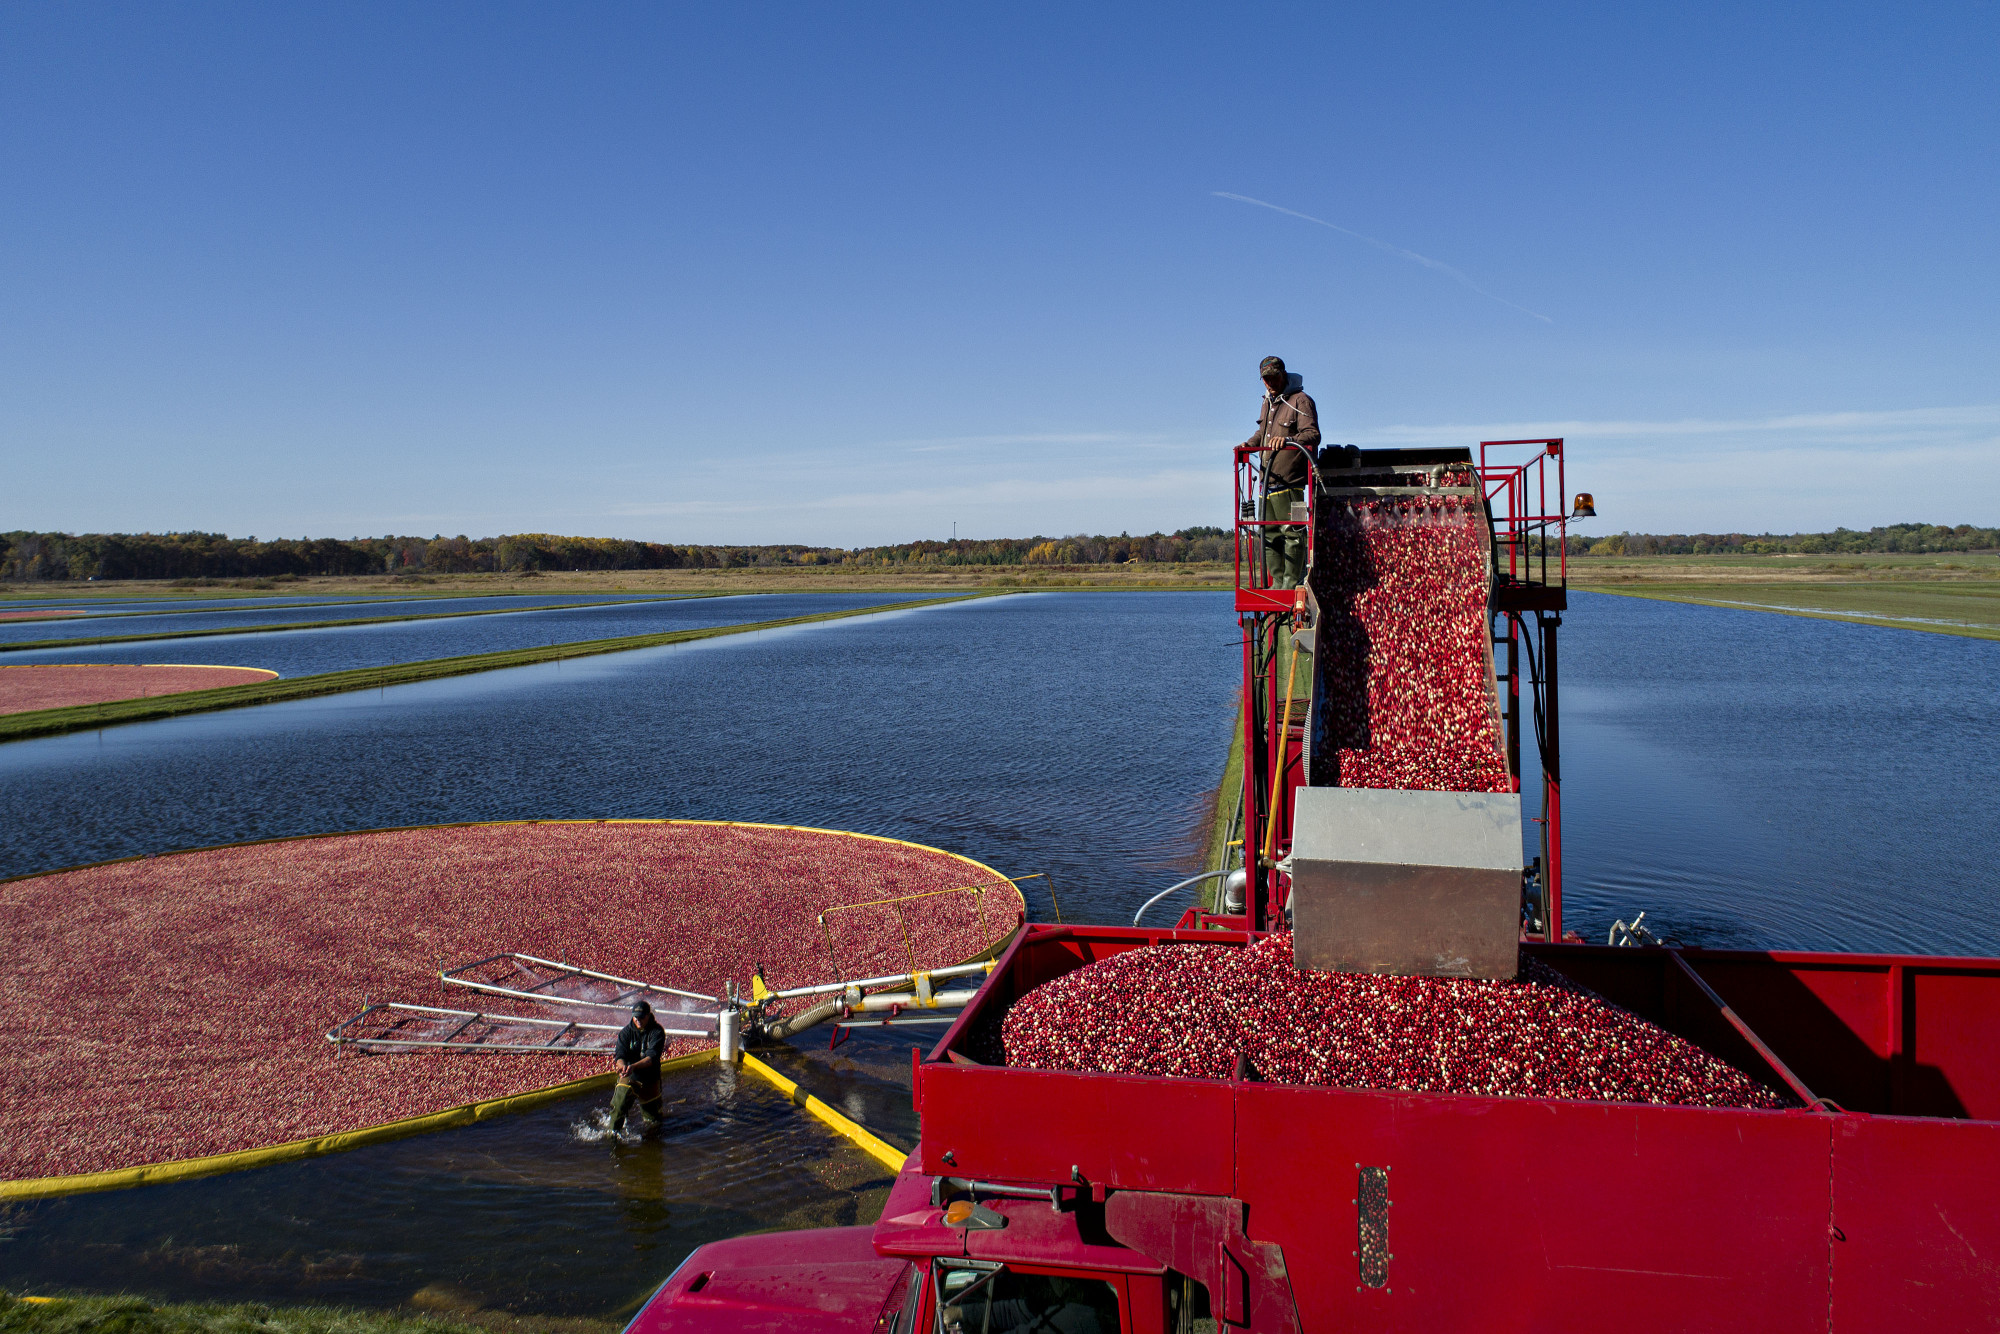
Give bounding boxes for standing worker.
[1242,355,1321,589]
[608,1000,667,1134]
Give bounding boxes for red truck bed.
[904,924,2000,1330]
[628,923,2000,1332]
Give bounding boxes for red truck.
[630,920,2000,1332]
[627,440,2000,1330]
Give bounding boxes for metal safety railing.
[1477,438,1569,591]
[1232,441,1319,607]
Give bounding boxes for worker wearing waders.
[1243,355,1321,589]
[609,1001,667,1133]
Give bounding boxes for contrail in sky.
[1212,191,1553,324]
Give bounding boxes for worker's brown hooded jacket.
[1242,375,1321,488]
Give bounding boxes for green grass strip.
[0,593,1004,743]
[1194,702,1246,915]
[1588,585,2000,641]
[0,1291,620,1334]
[0,595,728,654]
[0,594,486,624]
[1201,703,1245,878]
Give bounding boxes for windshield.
[934,1263,1120,1334]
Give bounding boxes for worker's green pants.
[1263,488,1307,589]
[609,1074,663,1132]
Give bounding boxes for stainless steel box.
[1288,786,1524,980]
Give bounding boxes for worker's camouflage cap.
[1260,355,1286,377]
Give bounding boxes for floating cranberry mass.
[1313,494,1511,794]
[0,821,1022,1183]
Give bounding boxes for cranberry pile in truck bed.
[1000,934,1790,1110]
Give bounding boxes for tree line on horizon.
[0,521,1992,582]
[0,527,1238,581]
[1577,522,1997,556]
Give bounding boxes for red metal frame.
[1231,443,1316,614]
[1478,438,1569,941]
[1233,440,1572,937]
[1231,444,1321,929]
[1478,437,1568,590]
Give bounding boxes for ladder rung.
[438,1013,481,1043]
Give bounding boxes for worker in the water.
[608,1000,667,1133]
[1242,355,1321,589]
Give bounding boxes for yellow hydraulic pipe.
[1263,633,1303,863]
[739,1051,909,1174]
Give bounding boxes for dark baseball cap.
[630,1000,653,1018]
[1259,356,1286,378]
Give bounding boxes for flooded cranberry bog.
[0,591,1995,1320]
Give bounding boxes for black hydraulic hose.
[1506,611,1554,779]
[758,1000,842,1040]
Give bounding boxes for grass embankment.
[1193,624,1311,911]
[1,563,1237,604]
[0,1293,614,1334]
[1198,705,1245,906]
[0,596,708,656]
[1569,552,2000,640]
[0,593,1001,743]
[1196,619,1331,913]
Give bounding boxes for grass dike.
[0,595,730,656]
[0,592,1005,743]
[0,1291,618,1334]
[0,562,1238,606]
[1571,551,2000,639]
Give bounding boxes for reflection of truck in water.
[628,440,2000,1331]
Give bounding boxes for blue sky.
[5,2,1995,544]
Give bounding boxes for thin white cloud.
[601,403,1997,542]
[1212,191,1554,325]
[607,468,1225,520]
[897,432,1152,453]
[1367,403,2000,448]
[1355,403,2000,529]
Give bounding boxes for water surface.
[0,593,697,646]
[4,589,1996,1316]
[1518,592,2000,953]
[1,592,917,678]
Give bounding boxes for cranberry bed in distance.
[0,664,279,717]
